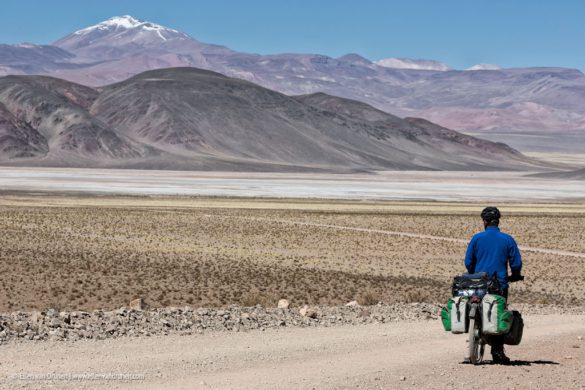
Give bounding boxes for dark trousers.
[491,288,509,354]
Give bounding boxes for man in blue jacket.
[464,207,523,364]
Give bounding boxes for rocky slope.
[1,15,585,131]
[0,102,48,159]
[0,75,147,165]
[0,68,545,171]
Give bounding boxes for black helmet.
[481,206,501,222]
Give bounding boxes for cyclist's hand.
[509,271,524,282]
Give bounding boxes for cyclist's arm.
[508,237,522,274]
[464,237,477,273]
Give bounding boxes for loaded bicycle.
[442,272,524,364]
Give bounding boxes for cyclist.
[464,206,523,364]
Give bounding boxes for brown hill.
[0,68,550,171]
[0,75,147,166]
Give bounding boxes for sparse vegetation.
[0,196,583,311]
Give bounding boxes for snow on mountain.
[14,43,40,49]
[53,16,193,60]
[72,15,180,36]
[466,63,502,71]
[374,57,451,71]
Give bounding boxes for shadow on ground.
[461,360,560,366]
[505,360,560,366]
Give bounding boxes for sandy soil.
[0,314,583,389]
[0,167,584,201]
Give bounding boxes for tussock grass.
[0,197,583,311]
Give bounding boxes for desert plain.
[0,169,584,389]
[1,193,584,311]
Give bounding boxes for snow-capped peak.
[375,57,452,71]
[102,15,142,29]
[15,43,40,49]
[53,15,193,55]
[466,63,501,71]
[73,15,179,36]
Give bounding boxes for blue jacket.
[464,226,522,289]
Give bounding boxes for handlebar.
[509,275,524,283]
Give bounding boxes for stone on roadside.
[299,306,319,319]
[48,318,61,328]
[278,299,290,309]
[299,305,309,317]
[48,329,65,339]
[345,301,359,307]
[105,325,118,335]
[59,312,71,324]
[129,298,147,311]
[30,311,43,325]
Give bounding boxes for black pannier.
[452,272,502,298]
[504,310,524,345]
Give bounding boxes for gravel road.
[1,314,583,389]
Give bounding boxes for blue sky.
[0,0,582,70]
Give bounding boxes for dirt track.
[269,218,585,259]
[1,314,583,389]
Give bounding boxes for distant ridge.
[374,57,451,71]
[0,68,547,172]
[1,15,585,131]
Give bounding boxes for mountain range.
[1,15,585,132]
[0,67,545,172]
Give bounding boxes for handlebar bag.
[481,294,513,335]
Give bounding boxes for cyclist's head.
[481,206,500,227]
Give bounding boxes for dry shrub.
[240,291,279,307]
[0,199,583,311]
[403,290,431,303]
[358,291,380,306]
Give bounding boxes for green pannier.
[441,305,451,332]
[441,296,468,333]
[481,294,513,335]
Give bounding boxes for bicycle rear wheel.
[468,317,484,364]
